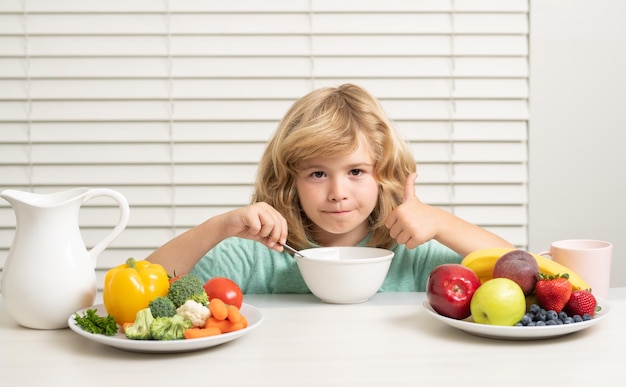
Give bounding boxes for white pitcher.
[0,188,129,329]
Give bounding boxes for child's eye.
[311,171,325,178]
[349,169,362,176]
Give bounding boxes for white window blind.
[0,0,530,289]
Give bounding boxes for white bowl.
[295,246,394,304]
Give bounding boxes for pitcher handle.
[83,188,130,264]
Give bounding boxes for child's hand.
[384,173,445,249]
[220,202,288,251]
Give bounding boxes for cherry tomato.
[203,277,243,309]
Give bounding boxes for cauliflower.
[176,299,210,327]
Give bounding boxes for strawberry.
[564,290,598,317]
[534,273,572,313]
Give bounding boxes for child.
[146,83,513,292]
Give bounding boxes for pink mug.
[540,239,612,299]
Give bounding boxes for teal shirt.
[191,237,462,294]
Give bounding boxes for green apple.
[470,278,526,326]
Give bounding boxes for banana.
[461,248,591,291]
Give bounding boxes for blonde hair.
[252,83,417,249]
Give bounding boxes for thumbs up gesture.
[384,170,516,254]
[384,172,441,250]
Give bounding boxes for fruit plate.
[422,297,611,340]
[68,303,263,353]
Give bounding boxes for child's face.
[295,138,378,246]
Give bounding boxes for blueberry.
[515,307,590,328]
[546,310,558,321]
[535,310,547,322]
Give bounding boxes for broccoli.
[124,308,154,340]
[167,273,209,308]
[150,314,192,340]
[149,296,177,318]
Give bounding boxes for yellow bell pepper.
[103,257,170,326]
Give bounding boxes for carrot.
[205,316,234,332]
[205,316,248,333]
[208,298,228,320]
[121,322,133,333]
[184,327,221,339]
[227,304,243,323]
[227,322,246,333]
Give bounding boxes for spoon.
[280,242,308,258]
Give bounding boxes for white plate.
[68,303,263,353]
[422,297,611,340]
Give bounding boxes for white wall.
[529,0,626,287]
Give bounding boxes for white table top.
[1,289,625,387]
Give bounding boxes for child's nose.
[328,178,348,201]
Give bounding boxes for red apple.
[426,263,481,320]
